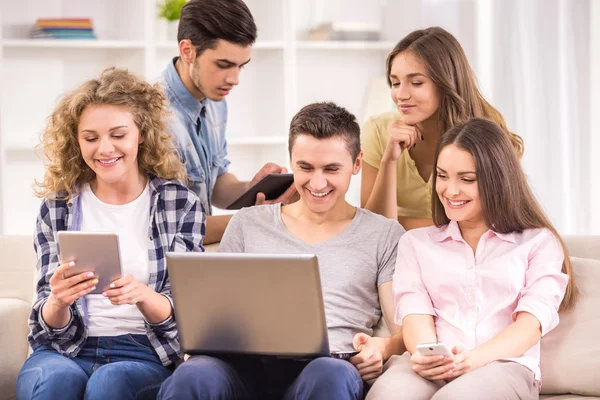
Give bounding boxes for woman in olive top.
[361,27,523,230]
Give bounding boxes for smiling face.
[184,39,252,101]
[389,51,441,126]
[78,104,144,190]
[435,144,483,225]
[290,134,361,215]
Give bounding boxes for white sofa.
[1,236,599,400]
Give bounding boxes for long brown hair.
[35,67,187,200]
[387,27,524,158]
[431,118,577,311]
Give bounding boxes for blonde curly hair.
[35,67,186,200]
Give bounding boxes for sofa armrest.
[0,298,32,400]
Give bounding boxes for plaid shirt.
[28,177,205,366]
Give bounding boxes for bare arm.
[211,173,249,209]
[136,294,172,325]
[349,282,406,381]
[204,214,233,245]
[137,289,173,324]
[41,300,72,329]
[378,282,406,359]
[401,314,437,355]
[212,162,296,211]
[470,312,541,366]
[361,162,398,220]
[445,312,543,379]
[42,262,98,329]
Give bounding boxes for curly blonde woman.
[17,67,205,400]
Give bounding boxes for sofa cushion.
[0,298,33,400]
[540,257,600,396]
[0,235,36,304]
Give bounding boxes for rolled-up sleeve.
[393,234,436,326]
[512,229,569,336]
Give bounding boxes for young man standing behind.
[158,102,406,400]
[161,0,296,244]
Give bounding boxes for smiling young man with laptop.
[159,102,406,400]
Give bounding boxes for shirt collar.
[431,220,463,242]
[430,220,516,244]
[164,57,206,123]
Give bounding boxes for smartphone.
[330,351,359,360]
[57,231,123,294]
[416,342,453,357]
[226,173,294,210]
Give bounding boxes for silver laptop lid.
[167,252,330,358]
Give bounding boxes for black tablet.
[226,173,294,210]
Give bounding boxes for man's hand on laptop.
[251,162,299,205]
[349,333,385,381]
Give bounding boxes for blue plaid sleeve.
[145,180,206,364]
[28,199,87,356]
[172,189,206,253]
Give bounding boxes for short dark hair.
[288,102,361,161]
[178,0,257,56]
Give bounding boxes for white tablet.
[57,231,123,294]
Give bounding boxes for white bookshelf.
[155,40,286,50]
[2,39,146,49]
[295,40,396,50]
[0,0,438,234]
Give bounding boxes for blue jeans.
[17,334,172,400]
[157,355,364,400]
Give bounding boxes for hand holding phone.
[416,342,453,356]
[226,173,294,210]
[411,342,455,381]
[330,350,359,360]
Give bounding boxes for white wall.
[591,0,600,233]
[0,0,597,234]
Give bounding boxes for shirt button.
[467,265,474,270]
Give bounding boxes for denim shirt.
[160,57,231,215]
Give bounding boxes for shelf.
[295,40,396,50]
[155,40,286,50]
[1,39,146,49]
[227,136,287,145]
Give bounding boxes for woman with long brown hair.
[361,27,523,230]
[367,118,576,399]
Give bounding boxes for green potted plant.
[156,0,187,41]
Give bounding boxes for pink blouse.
[393,221,569,385]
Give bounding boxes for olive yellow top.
[361,110,432,219]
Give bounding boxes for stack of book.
[29,18,96,40]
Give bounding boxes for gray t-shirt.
[218,204,405,351]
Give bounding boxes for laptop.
[166,252,330,358]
